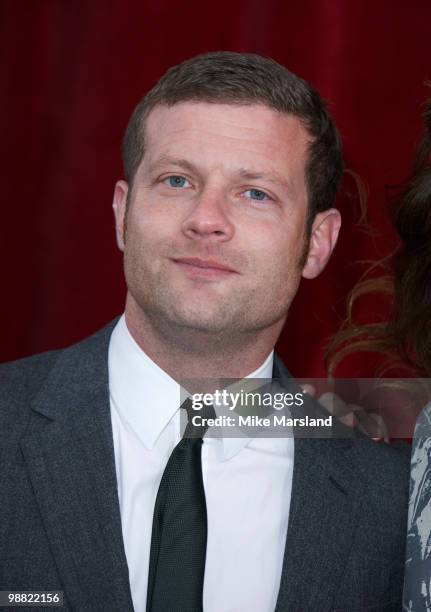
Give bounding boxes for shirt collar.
[215,347,274,460]
[109,315,181,449]
[108,314,274,459]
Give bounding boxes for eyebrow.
[148,156,292,192]
[237,168,292,191]
[148,156,198,175]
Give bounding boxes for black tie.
[146,398,216,612]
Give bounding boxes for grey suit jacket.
[0,320,410,611]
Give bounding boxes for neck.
[124,297,283,382]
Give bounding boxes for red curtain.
[1,0,430,376]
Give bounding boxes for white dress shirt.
[109,315,294,612]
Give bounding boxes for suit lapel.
[273,356,365,610]
[20,321,134,611]
[275,437,364,610]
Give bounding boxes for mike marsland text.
[191,414,333,428]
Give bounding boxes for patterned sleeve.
[403,404,431,611]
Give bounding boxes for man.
[0,52,409,611]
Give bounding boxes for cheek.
[127,206,177,250]
[253,228,295,269]
[251,227,304,293]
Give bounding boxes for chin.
[166,310,231,334]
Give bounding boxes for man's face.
[114,102,339,339]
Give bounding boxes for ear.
[112,180,129,251]
[301,208,341,279]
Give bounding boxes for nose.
[181,188,235,243]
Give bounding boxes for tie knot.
[181,397,217,439]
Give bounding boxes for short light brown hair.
[122,51,344,224]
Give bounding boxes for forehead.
[142,102,310,178]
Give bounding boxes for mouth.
[171,257,238,280]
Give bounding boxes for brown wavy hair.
[326,96,431,377]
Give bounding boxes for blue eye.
[244,188,270,201]
[164,175,190,188]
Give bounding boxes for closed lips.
[172,258,237,273]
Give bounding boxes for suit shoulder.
[0,349,63,441]
[0,349,62,404]
[0,318,118,424]
[350,437,411,475]
[348,438,411,511]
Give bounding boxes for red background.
[1,1,430,376]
